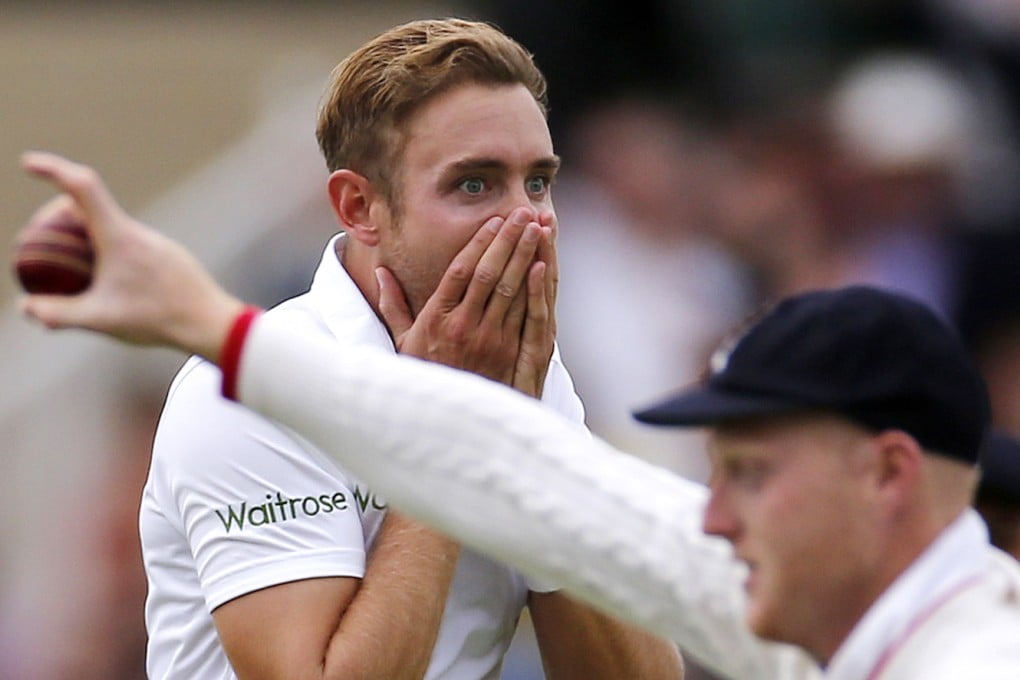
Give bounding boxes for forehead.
[708,414,865,464]
[401,82,554,170]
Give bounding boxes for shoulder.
[905,624,1020,679]
[266,294,331,335]
[151,351,348,488]
[158,356,232,431]
[888,553,1020,678]
[158,299,329,433]
[933,552,1020,625]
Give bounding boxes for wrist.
[218,304,263,400]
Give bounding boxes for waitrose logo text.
[215,487,385,533]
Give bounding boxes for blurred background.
[3,1,1019,678]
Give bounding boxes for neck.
[812,507,965,664]
[337,237,383,320]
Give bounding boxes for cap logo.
[710,334,738,375]
[708,304,775,377]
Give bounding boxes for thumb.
[19,292,98,332]
[375,266,413,338]
[21,152,124,234]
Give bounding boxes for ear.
[871,429,925,513]
[326,169,384,247]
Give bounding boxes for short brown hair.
[315,18,548,202]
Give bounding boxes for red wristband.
[220,305,263,401]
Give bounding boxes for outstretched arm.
[15,153,818,680]
[231,317,813,679]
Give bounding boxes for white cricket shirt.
[140,234,586,679]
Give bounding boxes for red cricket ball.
[11,217,95,295]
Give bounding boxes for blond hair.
[316,18,548,203]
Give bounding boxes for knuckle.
[474,266,498,286]
[446,318,470,345]
[474,328,501,351]
[447,261,472,282]
[494,281,517,299]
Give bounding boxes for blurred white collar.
[825,509,988,679]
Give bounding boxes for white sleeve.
[153,357,369,612]
[236,317,819,679]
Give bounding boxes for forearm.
[233,317,813,679]
[530,590,684,680]
[325,512,459,679]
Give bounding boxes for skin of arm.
[213,511,460,680]
[17,153,817,679]
[530,591,684,680]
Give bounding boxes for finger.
[504,281,528,340]
[19,294,70,330]
[461,207,532,314]
[375,266,413,340]
[538,210,557,243]
[20,151,124,232]
[514,260,552,397]
[536,224,559,325]
[19,292,103,334]
[523,260,549,337]
[480,220,542,325]
[429,215,503,313]
[538,209,557,313]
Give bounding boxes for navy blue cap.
[633,286,991,463]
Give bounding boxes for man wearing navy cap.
[633,286,1020,678]
[17,153,1020,678]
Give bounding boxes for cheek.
[744,507,826,636]
[755,485,867,600]
[384,215,478,302]
[403,199,491,252]
[750,484,831,572]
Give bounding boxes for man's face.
[375,82,557,314]
[703,415,883,660]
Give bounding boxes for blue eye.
[460,178,486,195]
[526,176,549,194]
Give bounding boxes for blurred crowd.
[5,1,1020,678]
[488,0,1020,480]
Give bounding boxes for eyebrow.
[443,155,562,177]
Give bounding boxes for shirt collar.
[824,509,989,679]
[307,233,395,351]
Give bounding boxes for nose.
[702,481,739,542]
[503,181,541,219]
